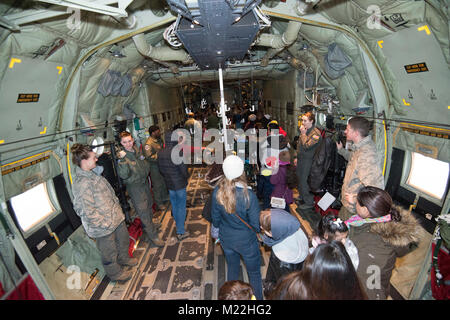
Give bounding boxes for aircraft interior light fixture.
[91,137,105,156]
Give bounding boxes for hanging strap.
[234,213,255,232]
[233,213,261,242]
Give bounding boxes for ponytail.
[389,206,402,222]
[357,186,398,220]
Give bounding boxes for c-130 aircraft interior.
[0,0,449,301]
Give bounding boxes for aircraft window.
[406,152,449,200]
[10,182,58,234]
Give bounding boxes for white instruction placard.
[317,192,336,211]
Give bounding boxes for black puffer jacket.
[157,131,189,191]
[307,134,333,192]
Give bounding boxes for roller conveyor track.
[101,165,272,300]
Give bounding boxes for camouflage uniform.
[117,146,159,241]
[72,166,128,278]
[338,135,385,220]
[296,125,322,208]
[144,136,169,207]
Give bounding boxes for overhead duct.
[295,0,321,16]
[254,21,302,66]
[132,33,193,65]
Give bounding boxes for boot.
[110,270,132,282]
[119,257,138,267]
[149,236,164,247]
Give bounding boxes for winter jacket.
[270,163,293,204]
[144,136,163,162]
[72,166,124,238]
[297,125,322,160]
[117,146,150,186]
[349,206,421,300]
[338,135,384,214]
[307,133,333,192]
[259,133,289,175]
[157,135,189,191]
[211,185,261,246]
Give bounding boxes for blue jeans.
[221,240,263,300]
[258,175,274,210]
[169,188,187,235]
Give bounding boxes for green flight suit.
[144,136,169,207]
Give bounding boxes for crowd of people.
[69,102,421,299]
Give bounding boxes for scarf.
[345,214,391,228]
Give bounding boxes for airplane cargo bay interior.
[0,0,449,301]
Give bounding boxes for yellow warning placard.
[404,62,429,74]
[17,93,40,103]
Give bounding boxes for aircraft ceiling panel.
[381,26,449,127]
[175,0,259,70]
[0,56,66,147]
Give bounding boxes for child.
[260,208,309,296]
[218,280,255,300]
[310,214,359,271]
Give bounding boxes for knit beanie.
[222,155,244,181]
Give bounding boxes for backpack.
[431,214,450,300]
[128,217,143,257]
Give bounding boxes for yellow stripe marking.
[40,126,47,135]
[417,25,430,35]
[377,40,384,48]
[403,99,411,106]
[57,66,63,74]
[9,58,21,68]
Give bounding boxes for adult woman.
[117,131,164,247]
[211,155,263,300]
[295,111,322,211]
[348,186,421,300]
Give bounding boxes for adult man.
[71,144,137,282]
[206,108,220,130]
[336,117,385,220]
[144,125,169,210]
[184,112,202,136]
[158,130,190,241]
[117,131,164,247]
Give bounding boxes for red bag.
[431,240,450,300]
[128,217,143,257]
[314,195,339,217]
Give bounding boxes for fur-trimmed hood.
[370,205,422,247]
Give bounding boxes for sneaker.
[110,270,132,282]
[149,237,164,247]
[119,258,138,267]
[176,231,190,241]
